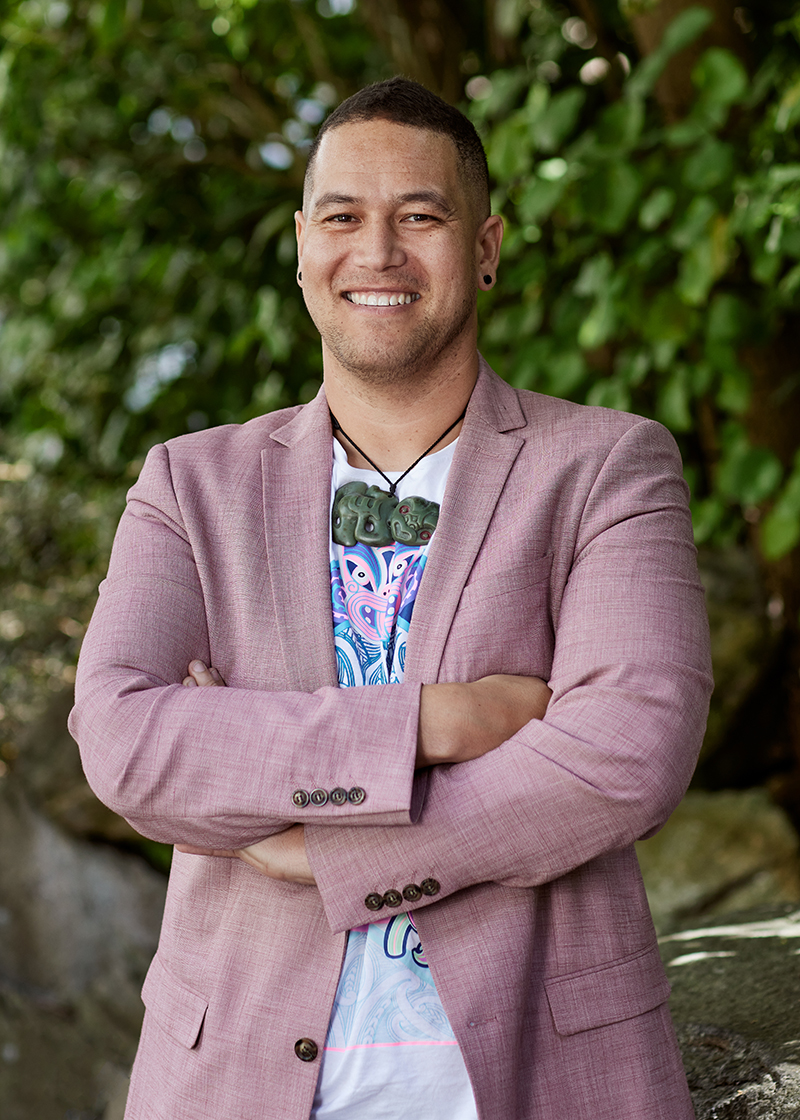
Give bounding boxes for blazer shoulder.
[476,361,674,457]
[126,402,310,516]
[161,403,306,467]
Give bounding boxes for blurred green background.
[1,0,800,1114]
[3,0,800,816]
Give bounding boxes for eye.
[326,213,357,224]
[404,213,438,224]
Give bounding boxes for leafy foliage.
[470,4,800,554]
[1,0,800,775]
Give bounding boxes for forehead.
[305,120,466,210]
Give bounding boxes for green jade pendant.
[331,482,440,547]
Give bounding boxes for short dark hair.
[303,77,490,218]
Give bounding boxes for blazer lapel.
[262,390,339,691]
[403,360,527,684]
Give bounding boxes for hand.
[175,824,315,885]
[179,661,315,884]
[182,660,225,687]
[417,674,552,767]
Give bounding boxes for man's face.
[295,119,500,389]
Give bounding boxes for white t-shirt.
[311,438,477,1120]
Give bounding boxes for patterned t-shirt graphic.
[311,438,477,1120]
[331,540,427,686]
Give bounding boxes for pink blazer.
[71,360,712,1120]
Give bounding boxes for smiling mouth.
[344,292,420,306]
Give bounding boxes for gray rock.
[638,789,800,933]
[663,906,800,1118]
[0,774,165,1119]
[0,780,165,1007]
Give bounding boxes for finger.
[182,676,197,687]
[188,661,217,686]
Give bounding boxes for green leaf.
[706,293,749,342]
[642,290,695,345]
[596,98,644,151]
[690,494,725,544]
[581,161,642,234]
[516,177,566,225]
[670,196,717,250]
[639,187,676,231]
[683,138,735,192]
[676,235,716,306]
[717,428,783,505]
[656,365,693,431]
[761,454,800,562]
[487,113,535,181]
[715,362,751,414]
[579,295,617,349]
[532,87,586,153]
[692,48,748,107]
[546,350,587,396]
[586,377,631,411]
[574,252,613,297]
[626,6,714,99]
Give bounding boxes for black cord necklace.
[329,406,467,498]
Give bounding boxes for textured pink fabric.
[70,360,711,1120]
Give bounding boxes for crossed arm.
[175,661,552,884]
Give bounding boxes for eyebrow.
[311,190,456,216]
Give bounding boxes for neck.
[323,351,479,472]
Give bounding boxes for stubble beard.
[313,291,476,390]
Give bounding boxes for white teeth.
[346,292,420,306]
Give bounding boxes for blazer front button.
[402,883,422,903]
[420,878,440,897]
[292,789,309,808]
[330,787,348,805]
[310,788,328,806]
[364,893,384,911]
[383,889,403,908]
[294,1038,318,1062]
[348,787,366,805]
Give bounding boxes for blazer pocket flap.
[545,944,670,1037]
[461,551,553,605]
[142,953,208,1049]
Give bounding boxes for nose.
[352,218,407,271]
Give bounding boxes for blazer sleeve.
[305,418,714,933]
[69,442,422,848]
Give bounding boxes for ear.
[476,214,503,291]
[295,209,305,271]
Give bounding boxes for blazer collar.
[403,358,527,683]
[262,388,339,691]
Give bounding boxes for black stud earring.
[297,271,302,282]
[483,274,493,285]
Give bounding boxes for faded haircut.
[303,76,491,219]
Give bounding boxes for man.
[70,77,712,1119]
